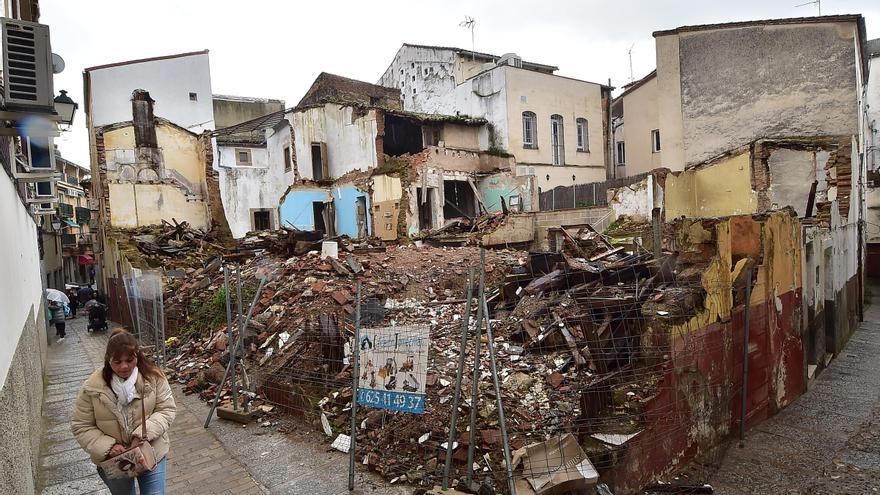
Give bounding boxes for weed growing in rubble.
[180,286,257,337]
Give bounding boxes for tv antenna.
[627,43,635,83]
[460,16,476,61]
[795,0,821,15]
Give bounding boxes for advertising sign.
[356,325,429,414]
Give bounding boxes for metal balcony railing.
[58,203,74,218]
[75,206,90,224]
[61,233,77,247]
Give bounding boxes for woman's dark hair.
[102,328,164,386]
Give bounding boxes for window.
[576,118,588,152]
[283,146,292,172]
[253,210,271,231]
[522,112,537,149]
[189,92,198,101]
[616,141,626,165]
[651,129,661,152]
[235,148,252,166]
[550,114,565,166]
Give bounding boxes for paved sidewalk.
[38,316,264,495]
[711,296,880,494]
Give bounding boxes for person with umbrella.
[46,288,70,341]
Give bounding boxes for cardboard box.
[516,433,598,495]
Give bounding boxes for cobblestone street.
[37,316,263,495]
[712,294,880,494]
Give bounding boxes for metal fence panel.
[123,270,166,365]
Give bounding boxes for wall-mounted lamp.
[53,90,78,126]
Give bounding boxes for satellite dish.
[52,53,65,74]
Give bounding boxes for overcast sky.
[35,0,880,168]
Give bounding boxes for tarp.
[78,254,95,265]
[62,219,78,227]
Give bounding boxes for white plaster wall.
[0,172,44,388]
[88,52,214,131]
[621,76,663,176]
[217,145,269,169]
[427,68,510,151]
[288,105,378,181]
[867,54,880,172]
[217,125,293,238]
[378,45,458,113]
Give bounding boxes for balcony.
[58,203,73,218]
[61,233,77,247]
[78,233,92,246]
[75,206,90,224]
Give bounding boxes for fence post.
[465,258,486,487]
[348,282,362,491]
[442,268,475,489]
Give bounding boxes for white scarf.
[111,366,140,407]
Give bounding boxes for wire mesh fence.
[168,229,778,494]
[123,270,166,366]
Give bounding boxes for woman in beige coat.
[71,329,176,495]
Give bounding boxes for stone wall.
[0,304,47,495]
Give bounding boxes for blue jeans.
[97,457,166,495]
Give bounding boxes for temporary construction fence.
[185,235,783,495]
[538,173,650,211]
[123,270,166,366]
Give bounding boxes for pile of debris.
[112,219,229,273]
[416,211,509,246]
[160,222,709,493]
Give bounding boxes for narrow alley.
[710,293,880,494]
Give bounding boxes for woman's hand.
[107,443,127,458]
[129,434,142,448]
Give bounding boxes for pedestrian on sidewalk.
[68,287,80,318]
[71,329,176,495]
[48,300,66,341]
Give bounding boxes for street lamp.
[53,90,78,126]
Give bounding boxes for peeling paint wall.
[477,173,532,213]
[331,184,371,238]
[101,122,210,230]
[217,122,294,238]
[607,174,662,222]
[289,104,379,181]
[378,45,459,113]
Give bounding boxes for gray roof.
[868,38,880,58]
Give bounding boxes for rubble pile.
[160,224,709,493]
[416,211,509,246]
[113,219,229,272]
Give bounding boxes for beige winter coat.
[71,368,176,464]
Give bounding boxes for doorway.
[417,187,436,231]
[356,196,367,239]
[443,180,476,219]
[253,210,271,231]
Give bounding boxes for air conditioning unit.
[32,201,56,214]
[23,135,55,171]
[1,17,54,110]
[26,178,57,203]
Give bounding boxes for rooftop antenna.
[795,0,821,15]
[627,43,635,83]
[460,16,476,62]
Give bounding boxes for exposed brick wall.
[200,132,232,240]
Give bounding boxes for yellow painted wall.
[103,127,136,151]
[665,152,757,219]
[372,174,402,202]
[455,56,486,84]
[655,34,686,171]
[108,183,209,230]
[621,76,663,175]
[155,125,206,186]
[504,67,607,169]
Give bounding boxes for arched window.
[522,111,537,149]
[576,118,588,152]
[550,114,564,166]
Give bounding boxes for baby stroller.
[85,300,108,332]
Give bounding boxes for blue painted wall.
[332,186,371,237]
[279,189,331,230]
[478,174,532,213]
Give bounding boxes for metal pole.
[233,267,243,411]
[442,267,475,489]
[479,251,516,495]
[205,278,266,428]
[465,254,486,486]
[348,282,362,491]
[223,265,234,373]
[739,269,753,446]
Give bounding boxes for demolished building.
[278,73,535,242]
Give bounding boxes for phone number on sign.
[356,388,425,414]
